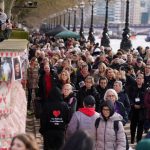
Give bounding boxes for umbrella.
[55,30,80,39]
[45,25,68,36]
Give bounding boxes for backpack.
[95,117,129,150]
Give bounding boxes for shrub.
[10,30,29,40]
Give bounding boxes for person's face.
[15,64,20,73]
[62,60,69,68]
[145,65,150,75]
[113,83,121,93]
[127,54,133,62]
[61,72,68,81]
[106,91,116,103]
[81,66,88,74]
[85,79,93,89]
[99,65,105,73]
[11,138,26,150]
[44,65,50,74]
[102,106,110,118]
[107,69,114,78]
[62,85,72,97]
[136,60,143,67]
[99,79,107,89]
[136,76,144,85]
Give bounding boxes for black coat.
[118,91,131,114]
[130,84,146,121]
[77,86,99,111]
[63,92,77,121]
[38,70,59,102]
[39,88,70,150]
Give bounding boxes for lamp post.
[101,0,110,47]
[53,14,57,27]
[120,0,132,51]
[63,10,67,27]
[50,17,53,29]
[72,5,78,32]
[79,1,85,39]
[56,14,59,26]
[59,13,62,25]
[88,0,96,43]
[67,8,72,30]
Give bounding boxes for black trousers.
[130,109,144,143]
[28,88,38,109]
[43,130,65,150]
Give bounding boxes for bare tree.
[0,0,4,11]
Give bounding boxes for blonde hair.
[59,70,70,83]
[10,133,39,150]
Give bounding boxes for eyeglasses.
[107,95,115,98]
[102,108,110,112]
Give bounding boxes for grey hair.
[104,89,118,101]
[114,80,123,90]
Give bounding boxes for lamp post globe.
[88,0,96,44]
[67,8,72,30]
[120,0,132,52]
[73,5,78,32]
[79,1,85,40]
[101,0,110,48]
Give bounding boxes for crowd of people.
[0,8,12,41]
[9,31,150,150]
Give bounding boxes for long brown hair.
[10,134,39,150]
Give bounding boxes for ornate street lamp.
[88,0,96,43]
[79,1,85,39]
[67,8,72,30]
[120,0,132,51]
[73,5,78,32]
[101,0,111,47]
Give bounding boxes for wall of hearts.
[0,52,28,148]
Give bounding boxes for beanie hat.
[83,95,95,107]
[100,100,115,117]
[136,139,150,150]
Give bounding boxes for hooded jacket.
[95,100,126,150]
[39,87,70,134]
[66,107,99,140]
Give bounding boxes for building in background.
[140,0,150,24]
[91,0,149,25]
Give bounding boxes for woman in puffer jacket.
[95,100,126,150]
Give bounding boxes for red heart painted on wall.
[53,110,60,117]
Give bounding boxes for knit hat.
[83,95,95,107]
[136,139,150,150]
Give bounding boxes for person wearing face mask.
[10,134,39,150]
[95,100,126,150]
